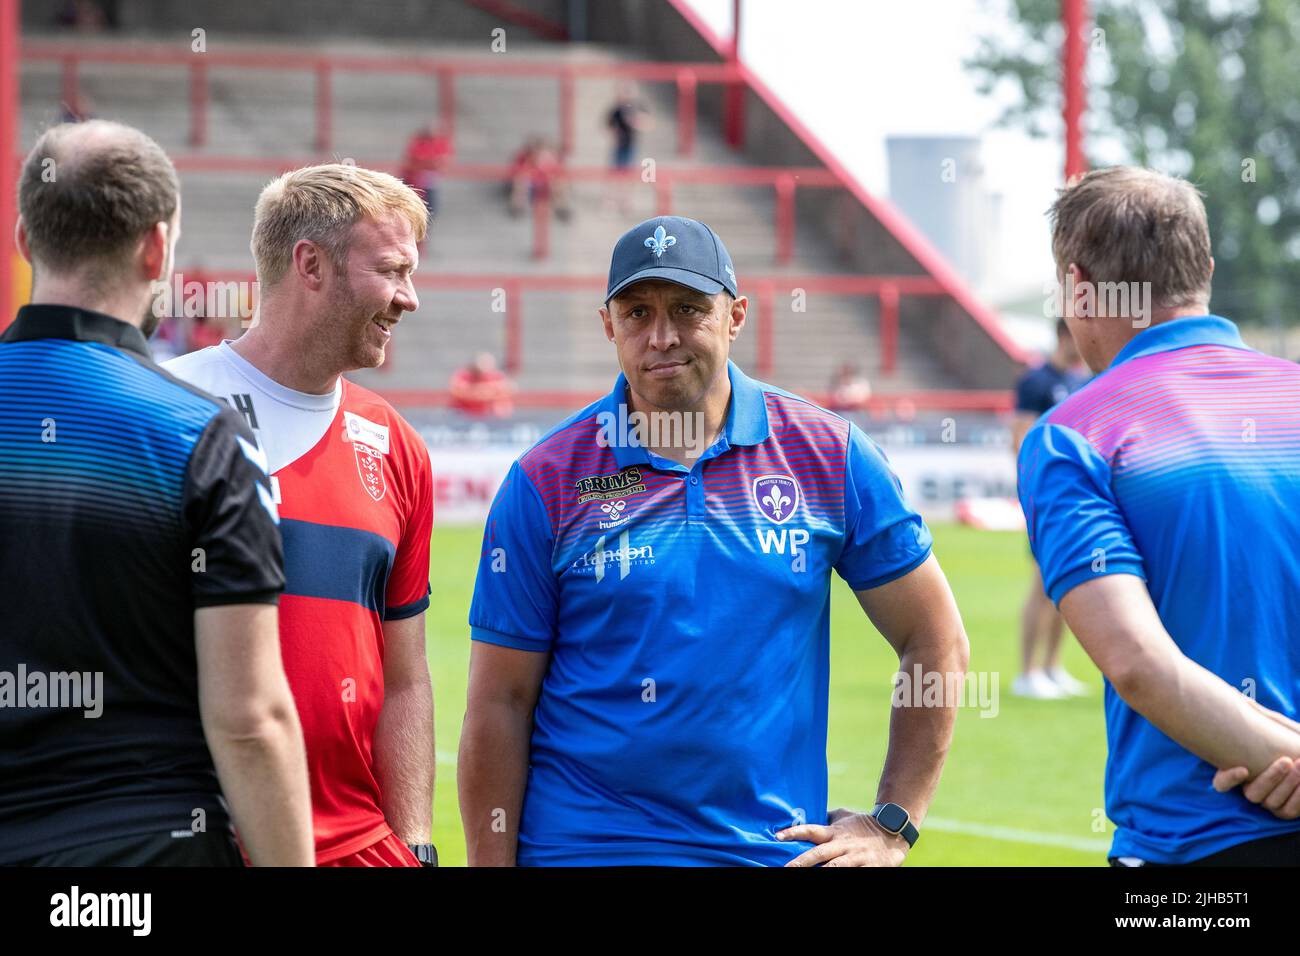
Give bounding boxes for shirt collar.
[218,340,342,411]
[603,359,771,469]
[1109,314,1247,369]
[1,304,153,360]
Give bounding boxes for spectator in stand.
[400,123,452,226]
[148,315,185,363]
[56,0,114,31]
[604,84,651,214]
[449,352,514,418]
[829,362,872,412]
[189,313,226,353]
[508,137,569,222]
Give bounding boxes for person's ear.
[15,218,31,265]
[138,221,169,284]
[599,305,615,343]
[727,294,747,341]
[1067,263,1092,320]
[292,239,327,291]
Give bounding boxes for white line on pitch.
[921,816,1109,854]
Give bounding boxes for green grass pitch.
[425,522,1112,866]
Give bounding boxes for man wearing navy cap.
[458,216,970,866]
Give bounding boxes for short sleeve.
[184,408,285,607]
[834,424,933,591]
[1017,421,1145,604]
[467,462,559,653]
[385,440,433,621]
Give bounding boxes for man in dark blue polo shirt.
[458,217,971,866]
[0,120,313,866]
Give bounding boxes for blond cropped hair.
[251,163,428,287]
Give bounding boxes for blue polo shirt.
[469,361,932,865]
[1018,316,1300,863]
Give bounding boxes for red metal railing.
[192,268,982,389]
[21,41,740,161]
[377,387,1012,414]
[16,35,1025,382]
[162,154,838,263]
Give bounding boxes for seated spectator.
[450,353,514,418]
[400,122,452,224]
[148,315,184,363]
[829,362,872,411]
[509,137,570,221]
[189,314,226,352]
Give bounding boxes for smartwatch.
[869,803,919,848]
[408,843,438,867]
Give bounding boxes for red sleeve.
[384,432,433,620]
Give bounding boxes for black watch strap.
[870,803,920,848]
[408,843,438,867]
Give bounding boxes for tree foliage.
[967,0,1300,322]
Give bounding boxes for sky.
[680,0,1067,309]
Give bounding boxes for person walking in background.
[1011,317,1090,699]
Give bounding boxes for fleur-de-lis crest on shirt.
[762,483,791,520]
[644,225,676,259]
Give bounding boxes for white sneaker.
[1012,671,1068,699]
[1046,667,1089,697]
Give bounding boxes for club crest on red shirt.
[352,441,387,502]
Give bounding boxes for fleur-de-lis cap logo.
[644,224,677,259]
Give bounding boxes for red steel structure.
[0,0,1099,398]
[191,267,956,384]
[0,0,15,331]
[161,154,838,263]
[25,41,734,161]
[1062,0,1090,181]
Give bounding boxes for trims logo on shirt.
[576,467,646,504]
[752,474,801,524]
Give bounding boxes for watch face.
[876,804,909,833]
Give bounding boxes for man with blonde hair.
[1018,165,1300,865]
[167,163,438,867]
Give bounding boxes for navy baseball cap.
[605,216,738,303]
